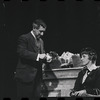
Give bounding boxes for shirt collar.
[87,64,97,72]
[31,31,36,39]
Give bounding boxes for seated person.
[70,47,100,97]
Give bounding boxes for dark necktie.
[84,67,90,74]
[87,69,90,76]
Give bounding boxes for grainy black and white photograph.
[1,0,100,100]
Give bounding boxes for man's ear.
[33,27,36,31]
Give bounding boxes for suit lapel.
[29,33,44,53]
[29,33,39,52]
[82,69,96,84]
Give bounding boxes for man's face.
[81,54,90,66]
[33,25,46,39]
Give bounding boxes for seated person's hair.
[80,47,97,63]
[32,19,47,29]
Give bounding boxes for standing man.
[15,19,47,100]
[70,47,100,97]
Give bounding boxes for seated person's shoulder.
[95,66,100,75]
[97,66,100,68]
[97,66,100,71]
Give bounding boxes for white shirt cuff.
[36,54,40,61]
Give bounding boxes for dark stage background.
[1,0,100,99]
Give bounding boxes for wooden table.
[41,67,83,97]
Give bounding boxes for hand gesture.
[46,53,52,62]
[74,90,87,97]
[39,54,46,59]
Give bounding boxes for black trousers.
[16,79,41,100]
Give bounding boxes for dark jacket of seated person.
[70,47,100,97]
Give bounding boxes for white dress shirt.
[31,31,40,61]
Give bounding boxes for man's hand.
[46,53,52,62]
[39,54,46,59]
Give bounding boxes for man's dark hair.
[80,47,97,63]
[32,19,47,29]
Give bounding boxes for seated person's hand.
[74,90,87,97]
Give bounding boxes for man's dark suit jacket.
[15,32,45,83]
[73,66,100,95]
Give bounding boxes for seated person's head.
[80,47,97,66]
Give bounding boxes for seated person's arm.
[86,68,100,95]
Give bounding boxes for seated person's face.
[81,54,90,66]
